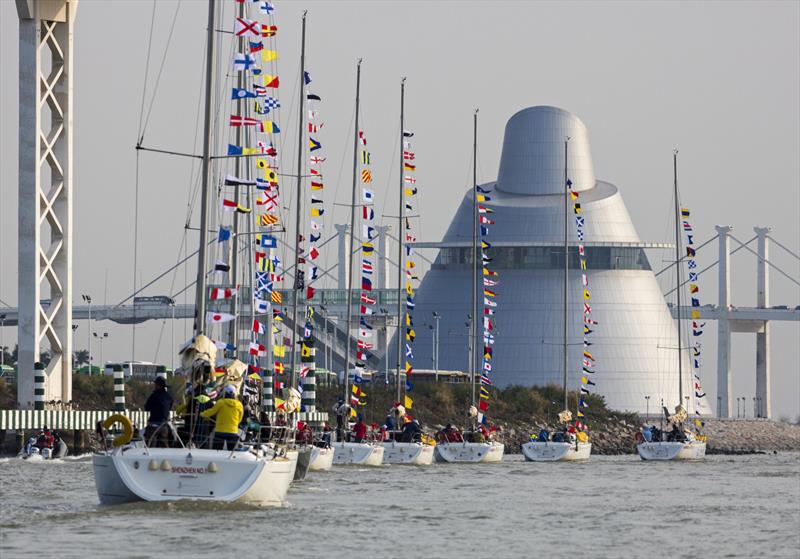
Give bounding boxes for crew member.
[351,414,367,443]
[144,376,173,446]
[200,385,244,450]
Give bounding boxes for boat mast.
[395,78,406,404]
[343,60,362,408]
[471,109,478,410]
[673,149,684,408]
[563,138,569,411]
[194,0,217,337]
[289,12,307,390]
[228,0,246,349]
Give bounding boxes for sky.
[0,0,798,418]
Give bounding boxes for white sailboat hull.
[381,441,435,465]
[434,441,504,463]
[637,440,706,461]
[308,446,334,471]
[521,441,592,462]
[92,446,297,506]
[331,442,385,466]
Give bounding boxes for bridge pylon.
[16,0,78,409]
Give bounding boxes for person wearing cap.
[144,376,173,447]
[201,384,244,450]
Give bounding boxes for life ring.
[103,414,134,447]
[634,432,645,444]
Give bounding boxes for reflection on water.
[1,453,798,558]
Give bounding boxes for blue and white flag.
[232,87,256,100]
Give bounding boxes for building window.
[433,246,651,271]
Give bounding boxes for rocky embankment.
[486,418,800,455]
[701,419,800,454]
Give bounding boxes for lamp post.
[645,395,650,419]
[0,313,6,371]
[93,332,109,369]
[168,298,176,374]
[742,396,747,419]
[82,294,92,374]
[432,311,440,379]
[717,395,722,419]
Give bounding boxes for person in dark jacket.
[144,376,173,446]
[400,419,422,443]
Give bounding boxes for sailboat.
[381,78,434,466]
[636,151,706,461]
[92,0,297,505]
[434,110,504,464]
[522,139,592,462]
[329,60,384,466]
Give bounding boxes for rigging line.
[729,233,800,287]
[653,235,717,277]
[137,0,157,139]
[379,119,401,231]
[663,236,756,297]
[385,232,436,267]
[768,235,800,261]
[114,242,207,308]
[141,0,184,137]
[325,103,356,267]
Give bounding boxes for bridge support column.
[16,0,78,409]
[335,224,351,289]
[375,225,391,289]
[754,226,772,418]
[715,226,733,418]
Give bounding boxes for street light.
[0,313,6,371]
[93,332,109,369]
[168,298,176,374]
[432,311,441,378]
[82,294,92,375]
[742,396,747,419]
[645,395,650,419]
[717,395,722,419]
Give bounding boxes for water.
[1,453,798,558]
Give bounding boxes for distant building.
[406,106,712,415]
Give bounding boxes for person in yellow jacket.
[200,384,243,450]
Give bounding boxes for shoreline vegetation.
[1,377,798,454]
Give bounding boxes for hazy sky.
[1,0,798,417]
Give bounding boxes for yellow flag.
[583,288,591,300]
[350,407,357,418]
[261,49,278,62]
[404,188,416,196]
[691,310,701,319]
[273,345,285,357]
[404,395,413,409]
[311,208,324,217]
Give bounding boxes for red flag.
[306,286,315,299]
[478,399,489,412]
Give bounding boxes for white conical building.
[409,106,711,415]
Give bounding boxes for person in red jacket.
[351,414,367,443]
